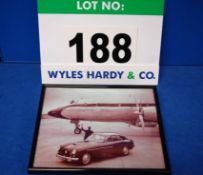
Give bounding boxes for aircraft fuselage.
[48,103,157,123]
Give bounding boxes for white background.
[38,14,163,85]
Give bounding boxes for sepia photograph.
[29,86,168,172]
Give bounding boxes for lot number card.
[38,0,164,85]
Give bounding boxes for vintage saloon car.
[56,132,134,165]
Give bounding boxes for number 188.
[69,33,132,63]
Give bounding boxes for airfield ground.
[33,117,166,169]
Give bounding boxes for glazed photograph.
[30,86,167,170]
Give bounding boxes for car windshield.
[86,134,105,142]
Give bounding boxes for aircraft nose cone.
[48,110,62,118]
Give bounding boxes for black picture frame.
[28,85,170,174]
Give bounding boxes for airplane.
[47,102,158,134]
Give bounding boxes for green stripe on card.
[38,0,164,15]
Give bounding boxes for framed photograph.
[29,85,170,174]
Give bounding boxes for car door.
[96,136,116,158]
[109,135,126,154]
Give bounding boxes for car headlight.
[71,149,77,155]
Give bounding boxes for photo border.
[28,85,170,174]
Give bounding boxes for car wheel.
[122,146,129,156]
[74,128,81,134]
[81,153,91,165]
